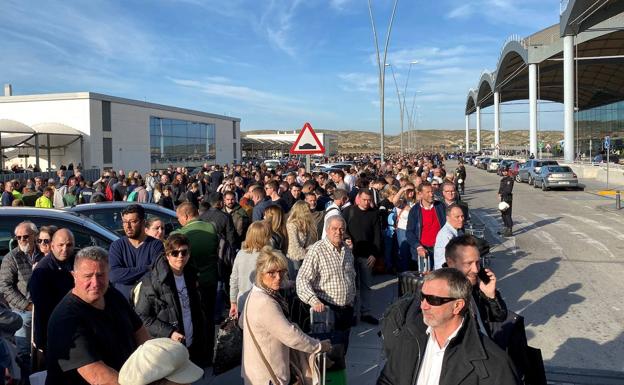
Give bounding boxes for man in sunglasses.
[445,235,507,338]
[0,221,43,367]
[378,268,519,385]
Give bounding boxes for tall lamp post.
[386,61,418,155]
[368,0,399,163]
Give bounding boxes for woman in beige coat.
[286,200,318,268]
[241,247,330,385]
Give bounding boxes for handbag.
[212,317,243,375]
[245,293,305,385]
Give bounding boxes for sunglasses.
[15,235,30,241]
[265,269,287,278]
[169,249,189,257]
[420,291,459,306]
[36,239,51,245]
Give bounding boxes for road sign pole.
[607,150,610,190]
[306,155,311,174]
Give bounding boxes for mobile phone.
[478,268,491,284]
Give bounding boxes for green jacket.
[172,219,219,287]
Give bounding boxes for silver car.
[533,165,582,191]
[0,207,119,257]
[487,158,503,173]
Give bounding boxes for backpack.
[380,293,416,351]
[127,190,138,202]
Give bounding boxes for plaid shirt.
[296,238,356,307]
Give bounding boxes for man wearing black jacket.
[378,268,520,385]
[342,188,382,325]
[444,235,507,337]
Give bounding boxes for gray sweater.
[229,249,261,308]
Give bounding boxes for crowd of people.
[0,153,528,385]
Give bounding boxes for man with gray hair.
[378,268,520,385]
[0,221,43,364]
[297,215,356,349]
[46,246,150,385]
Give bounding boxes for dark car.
[497,159,518,175]
[0,207,119,258]
[68,202,180,237]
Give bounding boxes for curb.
[546,366,624,385]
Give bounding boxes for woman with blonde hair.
[229,221,273,318]
[241,247,330,385]
[285,200,317,268]
[263,205,288,254]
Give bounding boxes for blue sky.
[0,0,564,133]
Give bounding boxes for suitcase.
[309,308,347,371]
[398,271,426,297]
[317,351,348,385]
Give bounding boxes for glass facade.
[576,101,624,156]
[150,117,216,165]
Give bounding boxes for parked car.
[497,159,518,175]
[68,202,180,237]
[478,157,492,170]
[533,165,581,191]
[487,158,504,173]
[0,207,119,258]
[517,159,559,185]
[473,156,486,167]
[263,159,282,170]
[507,161,522,179]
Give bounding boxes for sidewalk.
[199,274,397,385]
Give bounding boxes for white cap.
[119,338,203,385]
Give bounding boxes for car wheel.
[542,182,548,191]
[528,176,533,185]
[515,174,521,183]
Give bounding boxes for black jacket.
[200,207,238,248]
[342,205,382,259]
[134,256,208,365]
[378,296,520,385]
[498,176,514,200]
[472,286,508,337]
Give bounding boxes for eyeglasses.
[15,235,30,241]
[122,219,142,226]
[420,291,459,306]
[265,269,287,278]
[36,239,51,245]
[169,249,189,257]
[443,190,456,194]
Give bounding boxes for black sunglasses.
[15,235,30,241]
[420,291,459,306]
[169,249,189,257]
[36,239,51,245]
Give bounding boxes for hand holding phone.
[478,267,491,285]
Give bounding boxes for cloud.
[338,72,379,93]
[260,0,305,57]
[445,0,556,29]
[447,4,473,19]
[170,78,288,104]
[329,0,353,11]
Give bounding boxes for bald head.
[51,228,75,261]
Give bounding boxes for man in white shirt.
[321,189,350,239]
[433,204,465,269]
[377,268,520,385]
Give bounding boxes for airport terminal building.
[0,89,241,173]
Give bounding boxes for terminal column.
[465,114,470,152]
[529,63,538,158]
[476,106,481,152]
[563,35,575,163]
[494,91,500,156]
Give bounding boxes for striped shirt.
[296,238,356,307]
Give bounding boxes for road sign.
[545,143,551,151]
[604,135,611,149]
[289,122,325,155]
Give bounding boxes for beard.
[18,243,32,254]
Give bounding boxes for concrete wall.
[562,162,624,186]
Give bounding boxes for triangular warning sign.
[289,122,325,154]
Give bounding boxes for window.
[233,143,237,160]
[149,117,216,164]
[232,121,237,139]
[102,101,111,132]
[103,138,113,164]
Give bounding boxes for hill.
[243,129,564,153]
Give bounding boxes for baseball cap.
[119,338,203,385]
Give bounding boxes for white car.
[488,158,503,172]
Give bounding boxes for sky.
[0,0,565,133]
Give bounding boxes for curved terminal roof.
[465,13,624,115]
[561,0,624,35]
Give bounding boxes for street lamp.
[368,0,399,163]
[386,61,418,155]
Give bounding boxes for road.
[203,161,624,385]
[459,160,624,376]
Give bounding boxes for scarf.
[261,286,290,318]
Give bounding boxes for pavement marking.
[560,213,624,241]
[534,229,566,258]
[552,222,617,259]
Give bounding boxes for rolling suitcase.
[398,271,426,297]
[309,307,347,382]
